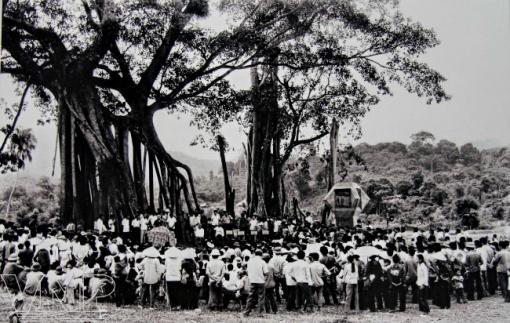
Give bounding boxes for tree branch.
[0,81,31,154]
[138,15,188,98]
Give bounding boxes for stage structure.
[323,182,370,227]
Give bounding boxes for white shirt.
[195,227,204,238]
[284,261,296,286]
[131,219,140,228]
[247,256,268,284]
[140,218,148,231]
[149,215,158,225]
[416,262,429,287]
[165,257,182,282]
[122,219,130,233]
[343,263,359,285]
[289,259,311,284]
[94,219,105,234]
[274,220,282,233]
[108,219,115,232]
[214,226,225,237]
[167,216,177,230]
[249,219,258,231]
[211,214,220,226]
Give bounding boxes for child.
[452,270,466,304]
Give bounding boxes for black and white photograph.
[0,0,509,322]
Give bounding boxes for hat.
[465,242,475,249]
[273,247,282,254]
[262,253,271,260]
[206,242,215,249]
[211,249,220,257]
[7,253,18,262]
[143,246,160,258]
[165,247,181,259]
[31,262,41,271]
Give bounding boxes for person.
[309,252,330,311]
[291,250,313,313]
[343,255,359,313]
[365,255,383,312]
[270,247,287,303]
[131,216,141,244]
[491,240,510,301]
[94,217,107,235]
[24,262,47,295]
[18,241,33,267]
[465,241,484,300]
[112,245,128,307]
[263,253,278,314]
[452,269,467,303]
[63,259,85,304]
[387,254,406,312]
[319,246,338,305]
[48,266,66,298]
[164,246,182,309]
[243,249,268,316]
[2,253,23,292]
[121,217,130,242]
[206,249,224,310]
[167,213,177,232]
[405,246,418,303]
[416,254,430,314]
[284,254,297,311]
[139,247,164,308]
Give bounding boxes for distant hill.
[170,151,221,177]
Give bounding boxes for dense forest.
[2,131,509,229]
[195,131,510,229]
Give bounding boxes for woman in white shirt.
[343,255,359,312]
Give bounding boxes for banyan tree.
[2,0,449,230]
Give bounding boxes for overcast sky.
[1,0,509,177]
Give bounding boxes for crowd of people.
[1,208,510,318]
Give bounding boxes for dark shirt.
[18,248,34,267]
[366,259,383,281]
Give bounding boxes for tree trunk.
[55,69,138,228]
[148,151,155,213]
[328,118,339,190]
[131,133,148,211]
[217,135,235,215]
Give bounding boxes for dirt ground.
[3,292,508,323]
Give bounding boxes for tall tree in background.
[216,135,235,215]
[216,0,450,217]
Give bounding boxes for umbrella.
[353,246,387,261]
[305,243,323,255]
[182,248,197,259]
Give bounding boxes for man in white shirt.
[94,217,106,234]
[131,216,141,244]
[211,211,221,227]
[121,217,130,241]
[416,254,430,313]
[189,213,200,229]
[243,249,268,316]
[108,219,115,233]
[167,214,177,231]
[289,250,313,312]
[140,215,148,244]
